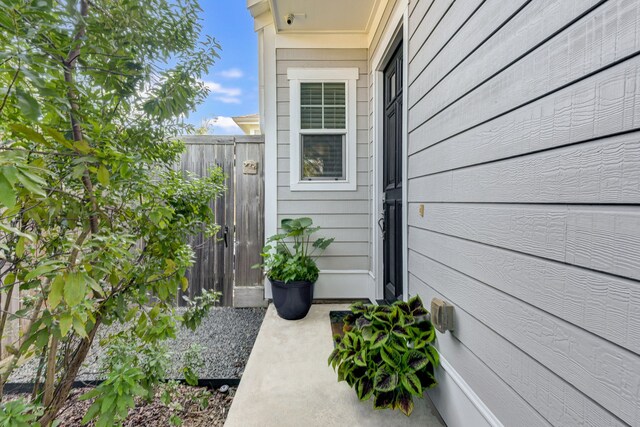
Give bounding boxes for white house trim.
[287,68,359,81]
[287,68,359,192]
[401,6,409,303]
[371,0,407,301]
[428,356,503,427]
[263,22,278,287]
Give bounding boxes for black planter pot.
[269,278,314,320]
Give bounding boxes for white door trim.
[371,0,408,301]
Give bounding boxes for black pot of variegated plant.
[255,217,334,320]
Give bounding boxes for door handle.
[378,214,386,237]
[223,225,229,248]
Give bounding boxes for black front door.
[383,43,403,302]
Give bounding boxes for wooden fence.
[178,135,265,307]
[0,135,264,358]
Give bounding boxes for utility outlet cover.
[243,160,258,175]
[430,298,454,333]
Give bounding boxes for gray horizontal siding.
[407,0,640,425]
[276,48,370,270]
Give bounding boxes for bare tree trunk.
[43,336,58,405]
[38,318,101,427]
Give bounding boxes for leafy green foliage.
[80,364,147,427]
[180,289,221,331]
[256,217,334,283]
[0,399,42,427]
[328,296,439,416]
[181,343,204,386]
[0,0,223,423]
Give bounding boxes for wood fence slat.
[235,142,265,288]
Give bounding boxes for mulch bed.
[7,385,235,427]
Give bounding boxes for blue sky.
[187,1,258,134]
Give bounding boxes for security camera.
[285,13,294,25]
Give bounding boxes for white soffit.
[270,0,383,33]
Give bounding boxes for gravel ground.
[9,307,266,383]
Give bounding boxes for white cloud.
[201,80,242,104]
[218,68,244,79]
[215,96,242,104]
[211,116,243,135]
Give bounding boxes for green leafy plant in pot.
[257,217,334,320]
[328,296,439,416]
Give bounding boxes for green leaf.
[401,372,422,396]
[64,272,86,306]
[372,391,395,410]
[15,87,41,121]
[25,263,60,281]
[354,349,367,367]
[59,313,72,336]
[404,350,429,372]
[48,275,64,309]
[41,126,71,147]
[395,389,415,416]
[356,377,374,401]
[424,345,440,368]
[373,368,398,392]
[355,316,371,330]
[15,236,25,258]
[73,315,88,338]
[81,401,101,424]
[9,124,48,145]
[97,165,110,186]
[15,169,46,196]
[0,223,34,241]
[380,346,399,369]
[391,324,409,338]
[369,331,389,349]
[0,174,16,208]
[74,140,92,154]
[328,348,340,368]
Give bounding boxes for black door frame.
[380,37,404,303]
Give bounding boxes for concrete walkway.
[225,304,445,427]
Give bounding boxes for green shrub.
[257,218,333,283]
[0,399,42,427]
[328,296,439,416]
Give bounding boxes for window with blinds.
[301,134,345,179]
[300,83,346,129]
[300,82,346,180]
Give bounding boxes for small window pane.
[301,83,322,105]
[323,83,345,106]
[323,106,345,129]
[389,72,396,97]
[301,106,323,129]
[302,134,344,179]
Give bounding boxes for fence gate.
[178,135,265,307]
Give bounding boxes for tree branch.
[0,60,20,117]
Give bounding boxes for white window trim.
[287,68,359,191]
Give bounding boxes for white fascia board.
[367,0,391,46]
[254,11,274,31]
[247,0,270,18]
